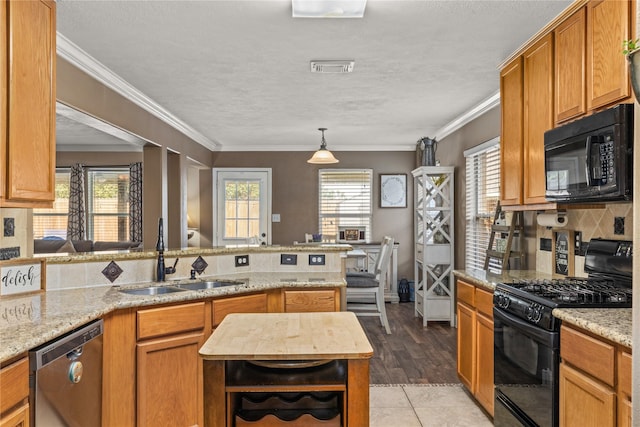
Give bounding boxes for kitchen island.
[199,311,373,427]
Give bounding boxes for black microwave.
[544,104,633,203]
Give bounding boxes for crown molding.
[434,91,500,141]
[56,32,218,152]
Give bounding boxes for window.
[319,169,372,240]
[223,179,261,239]
[464,138,500,270]
[87,169,130,241]
[33,170,71,239]
[33,167,130,241]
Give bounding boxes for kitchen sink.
[119,286,186,295]
[174,280,244,291]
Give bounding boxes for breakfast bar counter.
[199,311,373,427]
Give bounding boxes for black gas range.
[493,238,632,427]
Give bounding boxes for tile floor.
[370,384,493,427]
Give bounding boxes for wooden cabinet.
[212,292,268,327]
[559,324,632,427]
[1,0,56,208]
[555,7,586,124]
[456,279,494,416]
[523,33,554,205]
[283,289,339,312]
[499,57,524,206]
[499,33,554,207]
[136,302,206,427]
[617,350,632,427]
[0,357,29,427]
[586,0,632,110]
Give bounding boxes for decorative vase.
[627,49,640,101]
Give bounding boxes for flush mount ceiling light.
[310,60,355,73]
[292,0,367,18]
[307,128,339,164]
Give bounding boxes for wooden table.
[199,312,373,427]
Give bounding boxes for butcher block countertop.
[199,312,373,360]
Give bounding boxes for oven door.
[494,308,559,427]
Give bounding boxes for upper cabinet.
[1,0,56,208]
[500,34,554,208]
[555,8,586,124]
[587,0,633,110]
[523,34,555,205]
[500,0,635,209]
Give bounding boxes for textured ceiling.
[55,0,571,152]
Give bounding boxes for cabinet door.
[499,57,524,206]
[523,33,554,205]
[212,293,267,327]
[559,362,616,427]
[587,0,631,110]
[137,332,204,427]
[456,302,476,392]
[3,0,56,207]
[475,311,494,416]
[284,289,337,312]
[0,403,29,427]
[555,7,586,123]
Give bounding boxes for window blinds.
[465,140,501,270]
[318,169,373,240]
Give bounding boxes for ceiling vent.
[310,60,355,73]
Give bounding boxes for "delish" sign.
[0,259,44,296]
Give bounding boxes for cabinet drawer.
[618,349,632,397]
[137,302,205,340]
[560,325,615,387]
[475,288,493,318]
[457,280,475,307]
[0,357,28,415]
[213,293,267,327]
[284,290,336,313]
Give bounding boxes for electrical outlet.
[614,217,625,235]
[574,231,583,256]
[235,255,249,267]
[280,254,297,265]
[309,254,326,266]
[540,238,552,252]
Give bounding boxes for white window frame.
[464,137,501,271]
[318,169,373,241]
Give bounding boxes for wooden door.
[3,0,56,207]
[499,57,524,206]
[137,332,205,427]
[523,33,554,205]
[559,363,615,427]
[587,0,632,110]
[555,7,586,124]
[475,310,494,416]
[456,302,476,392]
[0,403,29,427]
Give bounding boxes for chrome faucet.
[155,218,179,282]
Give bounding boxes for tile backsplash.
[536,203,633,276]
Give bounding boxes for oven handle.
[493,307,559,348]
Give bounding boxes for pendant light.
[307,128,339,164]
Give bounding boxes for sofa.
[34,238,142,254]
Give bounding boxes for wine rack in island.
[412,166,455,327]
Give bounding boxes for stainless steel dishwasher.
[29,319,103,427]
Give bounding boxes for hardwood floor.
[357,302,459,385]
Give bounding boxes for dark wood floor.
[357,302,459,385]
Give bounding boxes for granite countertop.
[453,269,632,349]
[40,244,353,265]
[553,308,632,348]
[0,272,345,363]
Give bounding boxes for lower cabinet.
[455,279,494,416]
[136,302,206,427]
[103,287,343,424]
[0,357,29,427]
[559,324,631,427]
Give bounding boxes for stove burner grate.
[509,278,631,306]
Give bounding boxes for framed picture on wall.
[380,174,407,208]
